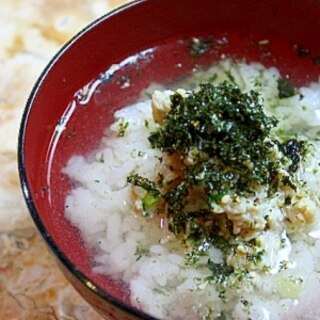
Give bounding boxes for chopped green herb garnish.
[117,118,129,137]
[284,196,292,205]
[277,78,297,99]
[208,73,218,83]
[206,259,234,283]
[280,139,306,172]
[246,250,265,265]
[127,174,160,197]
[224,70,236,84]
[135,246,151,261]
[215,312,227,320]
[241,299,250,307]
[137,151,146,157]
[142,193,159,209]
[208,192,226,205]
[96,152,105,163]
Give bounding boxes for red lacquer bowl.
[18,0,320,319]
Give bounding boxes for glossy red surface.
[19,0,320,319]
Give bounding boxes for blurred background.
[0,1,130,319]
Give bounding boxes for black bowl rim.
[17,1,158,319]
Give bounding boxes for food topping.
[129,82,309,237]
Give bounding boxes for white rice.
[63,59,320,320]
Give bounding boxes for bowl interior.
[19,0,320,316]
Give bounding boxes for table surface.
[0,1,131,319]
